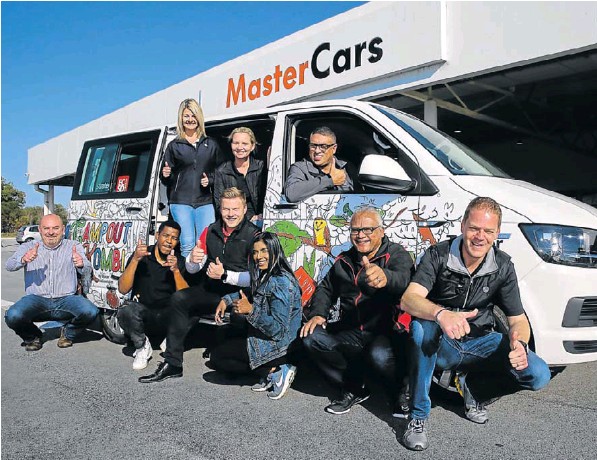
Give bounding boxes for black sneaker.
[325,388,370,415]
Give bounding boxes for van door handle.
[417,220,447,228]
[125,207,142,212]
[273,203,299,210]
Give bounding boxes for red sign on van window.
[116,176,130,192]
[294,266,316,307]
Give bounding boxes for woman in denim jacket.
[211,232,302,400]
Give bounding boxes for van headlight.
[519,224,597,268]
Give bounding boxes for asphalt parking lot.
[2,239,596,460]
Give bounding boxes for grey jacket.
[284,158,362,202]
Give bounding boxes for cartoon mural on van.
[265,185,462,307]
[67,198,151,308]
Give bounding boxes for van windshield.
[375,105,509,177]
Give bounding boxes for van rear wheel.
[100,309,127,344]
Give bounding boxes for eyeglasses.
[349,226,380,236]
[308,143,336,152]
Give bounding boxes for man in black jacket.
[301,206,413,415]
[400,197,551,451]
[139,187,259,383]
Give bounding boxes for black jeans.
[210,337,289,379]
[117,301,170,349]
[163,283,224,367]
[303,325,408,397]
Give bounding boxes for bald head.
[40,214,65,248]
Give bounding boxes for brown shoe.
[25,337,43,352]
[57,329,73,348]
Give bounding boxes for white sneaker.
[133,338,153,370]
[159,338,167,352]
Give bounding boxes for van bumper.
[518,262,597,366]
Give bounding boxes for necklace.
[155,249,167,266]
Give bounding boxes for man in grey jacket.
[285,126,362,202]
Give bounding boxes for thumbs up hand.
[362,256,387,289]
[21,243,40,264]
[189,238,205,264]
[232,290,253,315]
[162,161,172,178]
[508,330,529,371]
[200,172,209,188]
[165,249,179,273]
[72,244,84,268]
[330,157,347,186]
[133,238,150,261]
[207,256,225,280]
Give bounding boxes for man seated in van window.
[300,206,413,416]
[400,197,551,452]
[139,187,259,383]
[4,214,99,351]
[117,220,187,370]
[285,126,363,202]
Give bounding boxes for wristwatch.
[518,340,529,354]
[221,270,228,282]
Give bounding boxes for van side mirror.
[359,154,416,192]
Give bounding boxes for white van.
[67,99,597,366]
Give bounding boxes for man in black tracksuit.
[301,206,413,415]
[139,187,259,383]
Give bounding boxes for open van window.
[285,111,437,196]
[72,130,161,200]
[375,105,510,178]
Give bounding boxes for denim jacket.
[223,271,302,369]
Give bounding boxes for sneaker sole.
[466,415,488,424]
[251,384,273,393]
[404,443,427,451]
[267,368,296,400]
[325,394,370,415]
[392,411,410,419]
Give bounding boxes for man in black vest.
[139,187,259,383]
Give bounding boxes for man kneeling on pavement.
[117,220,188,370]
[400,197,551,451]
[301,206,413,416]
[5,214,99,350]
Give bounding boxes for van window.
[72,130,161,200]
[285,112,437,196]
[376,105,509,177]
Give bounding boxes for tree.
[18,206,43,227]
[2,177,26,232]
[54,203,69,223]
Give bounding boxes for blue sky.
[2,1,364,206]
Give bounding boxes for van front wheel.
[100,309,127,344]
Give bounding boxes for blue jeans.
[170,203,215,256]
[4,294,99,341]
[409,318,551,420]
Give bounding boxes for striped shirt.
[5,238,91,298]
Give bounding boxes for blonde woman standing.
[160,98,221,256]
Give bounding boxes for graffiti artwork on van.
[266,194,461,306]
[68,199,150,307]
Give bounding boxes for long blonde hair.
[176,98,206,139]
